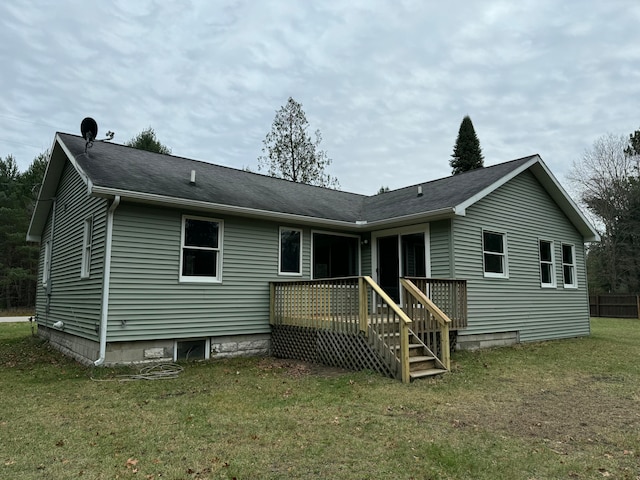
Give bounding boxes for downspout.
[94,195,120,366]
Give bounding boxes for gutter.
[90,186,459,231]
[94,195,120,366]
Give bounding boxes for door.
[377,235,400,302]
[376,232,427,304]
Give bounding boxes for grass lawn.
[1,319,639,479]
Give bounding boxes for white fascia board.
[90,186,362,230]
[452,155,600,242]
[360,207,457,229]
[453,156,540,215]
[90,186,457,231]
[26,137,63,242]
[57,135,93,194]
[529,161,601,242]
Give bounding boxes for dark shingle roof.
[362,156,536,222]
[58,133,536,225]
[60,133,365,223]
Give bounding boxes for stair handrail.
[400,278,451,370]
[361,276,412,383]
[400,278,451,327]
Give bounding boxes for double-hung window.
[562,243,577,288]
[81,217,93,278]
[279,227,302,275]
[539,239,556,287]
[483,230,508,278]
[180,216,223,282]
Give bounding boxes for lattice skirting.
[271,325,395,379]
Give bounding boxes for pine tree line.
[0,153,47,309]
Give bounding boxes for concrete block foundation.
[456,331,519,351]
[38,326,271,366]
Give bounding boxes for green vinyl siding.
[430,219,453,277]
[360,237,371,276]
[106,204,313,341]
[452,170,590,342]
[34,160,107,341]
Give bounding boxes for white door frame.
[371,223,431,305]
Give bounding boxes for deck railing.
[404,277,467,330]
[270,276,457,383]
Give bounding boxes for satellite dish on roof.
[81,117,98,153]
[81,117,98,142]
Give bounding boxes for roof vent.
[190,170,196,185]
[417,185,423,197]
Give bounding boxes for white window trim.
[310,229,362,279]
[81,216,93,278]
[173,338,210,361]
[43,240,51,287]
[179,215,223,283]
[538,239,556,288]
[482,230,509,279]
[562,243,578,289]
[278,227,303,276]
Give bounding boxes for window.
[279,228,302,275]
[562,243,577,288]
[175,339,209,361]
[180,216,222,282]
[81,217,93,278]
[483,230,508,278]
[43,241,51,287]
[312,232,359,279]
[539,240,556,287]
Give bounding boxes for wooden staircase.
[406,339,448,381]
[372,319,448,382]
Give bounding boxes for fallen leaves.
[125,458,139,474]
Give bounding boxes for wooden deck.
[270,276,467,383]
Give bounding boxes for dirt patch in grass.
[442,372,640,458]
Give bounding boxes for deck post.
[440,323,450,370]
[269,282,276,325]
[359,277,368,332]
[400,320,410,384]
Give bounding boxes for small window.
[539,240,556,287]
[175,339,209,361]
[483,230,508,278]
[180,216,223,282]
[81,217,93,278]
[43,241,51,287]
[562,244,577,288]
[279,228,302,275]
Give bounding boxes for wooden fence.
[589,294,640,319]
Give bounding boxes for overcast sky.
[1,1,639,195]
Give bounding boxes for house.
[27,132,599,375]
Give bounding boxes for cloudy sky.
[1,1,639,195]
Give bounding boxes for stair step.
[409,355,436,363]
[409,368,448,380]
[409,355,437,371]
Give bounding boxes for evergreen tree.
[126,127,171,154]
[258,97,339,188]
[0,153,46,309]
[450,116,484,175]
